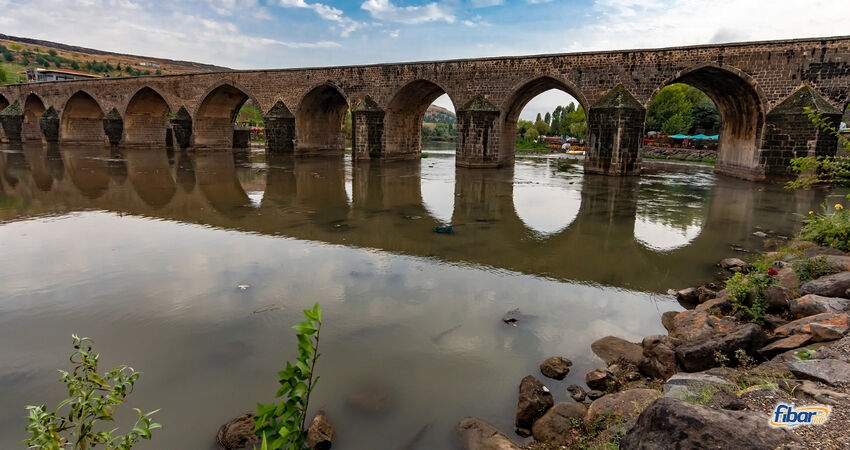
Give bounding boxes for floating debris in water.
[237,284,250,291]
[434,225,453,234]
[404,215,422,220]
[252,305,283,314]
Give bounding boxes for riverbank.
[642,145,717,164]
[459,236,850,449]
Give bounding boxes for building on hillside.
[138,62,161,69]
[25,68,100,83]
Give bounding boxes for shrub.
[254,303,322,449]
[725,269,775,324]
[799,201,850,251]
[793,255,838,282]
[24,335,160,449]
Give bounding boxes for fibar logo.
[770,403,831,428]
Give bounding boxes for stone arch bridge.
[0,35,848,180]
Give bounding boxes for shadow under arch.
[295,83,349,156]
[499,75,589,164]
[193,81,258,148]
[648,63,767,178]
[60,90,107,143]
[123,86,173,147]
[384,79,457,160]
[23,93,46,143]
[0,93,8,142]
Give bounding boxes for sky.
[0,0,846,119]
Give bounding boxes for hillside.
[0,33,229,84]
[423,104,456,126]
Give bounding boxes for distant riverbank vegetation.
[422,104,457,142]
[647,83,720,135]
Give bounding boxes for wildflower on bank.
[767,268,779,276]
[835,204,844,211]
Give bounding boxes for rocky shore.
[458,239,850,450]
[642,145,716,162]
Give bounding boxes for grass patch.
[793,255,838,282]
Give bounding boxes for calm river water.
[0,143,839,449]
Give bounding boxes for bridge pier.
[758,86,842,179]
[351,97,385,161]
[264,101,296,153]
[40,107,60,142]
[584,85,644,176]
[456,95,503,168]
[0,101,24,143]
[170,107,193,150]
[103,108,124,146]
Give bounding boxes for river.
[0,143,839,449]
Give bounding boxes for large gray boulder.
[800,272,850,298]
[457,417,521,450]
[620,398,799,449]
[586,388,661,422]
[539,356,572,380]
[514,375,553,436]
[675,323,767,372]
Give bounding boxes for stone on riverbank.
[531,402,587,442]
[790,294,850,318]
[675,323,766,372]
[788,359,850,386]
[306,411,334,450]
[591,336,644,365]
[823,255,850,271]
[662,370,734,401]
[800,272,850,298]
[515,375,554,436]
[660,311,678,332]
[758,333,813,359]
[811,323,847,341]
[774,312,849,337]
[216,413,259,450]
[814,335,850,362]
[764,285,794,311]
[585,368,616,391]
[567,384,587,402]
[539,356,572,380]
[457,417,521,450]
[638,335,679,380]
[719,258,749,273]
[587,390,605,400]
[620,398,799,450]
[804,246,846,258]
[586,388,661,422]
[668,310,736,342]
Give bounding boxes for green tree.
[70,60,80,70]
[525,127,539,142]
[692,97,720,132]
[661,112,692,135]
[647,84,693,132]
[544,112,551,125]
[48,49,57,57]
[517,119,534,140]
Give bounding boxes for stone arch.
[123,86,172,146]
[649,63,767,178]
[0,94,8,142]
[23,94,47,143]
[60,90,107,143]
[384,79,456,159]
[499,75,589,160]
[295,82,350,156]
[193,81,258,148]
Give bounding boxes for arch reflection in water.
[420,155,455,224]
[633,165,712,252]
[512,158,581,237]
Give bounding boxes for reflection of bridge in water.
[0,145,824,292]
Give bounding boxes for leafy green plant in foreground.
[254,302,322,450]
[24,335,160,450]
[725,269,774,325]
[785,107,850,190]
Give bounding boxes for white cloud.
[526,0,552,3]
[278,0,362,36]
[567,0,849,52]
[470,0,503,7]
[0,0,340,69]
[361,0,455,24]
